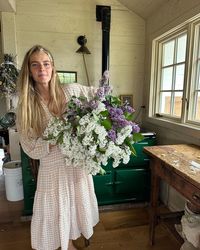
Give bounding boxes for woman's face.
[29,51,53,87]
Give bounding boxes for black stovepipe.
[96,5,111,75]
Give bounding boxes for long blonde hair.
[17,45,65,138]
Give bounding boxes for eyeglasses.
[30,61,52,69]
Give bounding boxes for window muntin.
[157,33,187,119]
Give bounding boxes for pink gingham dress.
[20,84,99,250]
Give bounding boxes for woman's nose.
[38,64,45,70]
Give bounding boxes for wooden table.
[143,144,200,245]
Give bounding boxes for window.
[151,17,200,128]
[189,24,200,122]
[57,71,77,84]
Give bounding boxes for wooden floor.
[0,174,182,250]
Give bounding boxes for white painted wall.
[0,0,16,12]
[143,0,200,211]
[12,0,145,111]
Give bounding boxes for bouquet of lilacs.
[43,71,143,175]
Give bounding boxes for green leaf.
[99,167,106,175]
[100,110,109,117]
[132,133,144,142]
[124,112,134,121]
[106,95,121,106]
[124,138,136,156]
[57,132,64,144]
[98,147,106,153]
[100,118,112,130]
[111,96,121,106]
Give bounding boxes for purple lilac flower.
[116,108,123,116]
[126,106,135,113]
[130,122,140,133]
[89,100,98,109]
[103,100,110,107]
[122,105,135,113]
[73,98,82,108]
[99,70,109,86]
[108,107,123,116]
[96,87,105,100]
[111,123,118,130]
[103,85,111,95]
[117,118,129,127]
[107,106,115,116]
[108,107,125,125]
[107,129,116,142]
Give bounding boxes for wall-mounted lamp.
[76,35,91,86]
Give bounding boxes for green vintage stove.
[92,132,156,205]
[21,133,156,215]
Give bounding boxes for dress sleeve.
[65,83,97,99]
[19,130,50,160]
[78,84,97,99]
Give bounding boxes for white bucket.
[3,161,24,201]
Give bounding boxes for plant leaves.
[100,110,109,117]
[132,133,144,142]
[124,138,136,156]
[100,118,112,130]
[124,112,134,121]
[57,132,64,144]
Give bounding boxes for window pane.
[161,67,173,90]
[175,64,185,90]
[57,71,77,84]
[195,92,200,121]
[163,40,175,66]
[197,61,200,89]
[160,92,171,114]
[173,92,183,117]
[176,34,187,63]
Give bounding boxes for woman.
[17,45,99,250]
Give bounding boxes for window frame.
[187,20,200,125]
[150,19,200,130]
[57,71,77,84]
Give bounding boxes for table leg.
[149,160,160,245]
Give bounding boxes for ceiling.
[0,0,16,12]
[118,0,170,19]
[0,0,169,19]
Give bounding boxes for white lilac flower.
[79,113,91,126]
[82,134,94,146]
[88,145,97,156]
[98,137,107,148]
[92,101,106,115]
[99,154,108,166]
[85,121,97,134]
[115,125,132,145]
[95,124,107,137]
